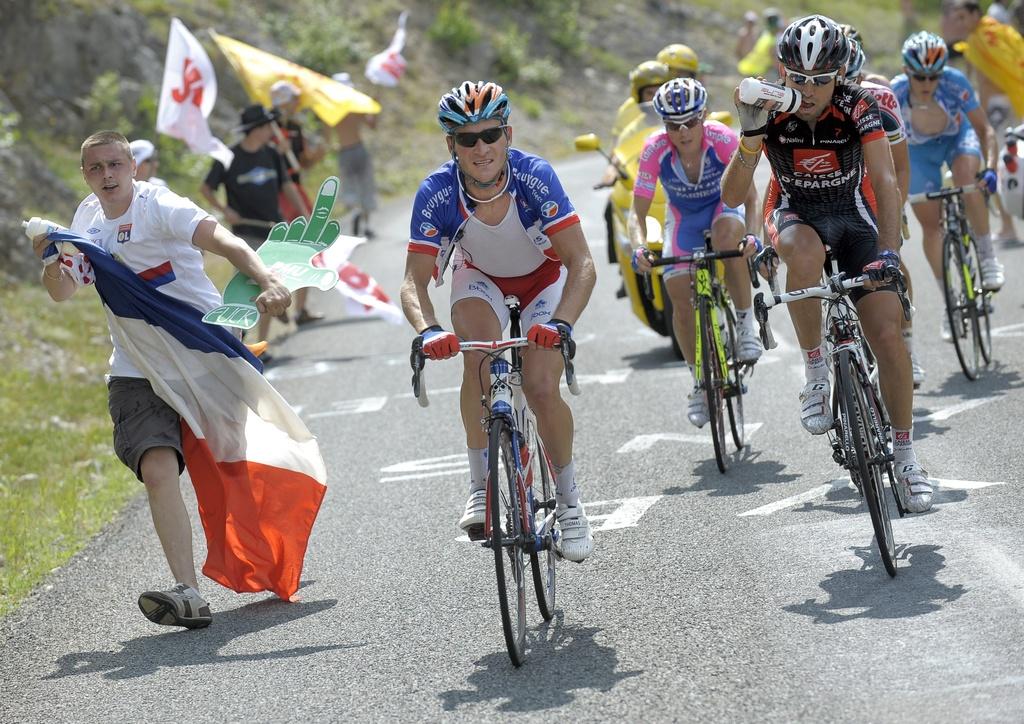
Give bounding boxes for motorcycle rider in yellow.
[600,61,674,188]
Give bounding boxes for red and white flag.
[313,236,403,324]
[157,18,233,167]
[364,11,409,87]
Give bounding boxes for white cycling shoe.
[458,488,487,539]
[687,387,709,428]
[556,504,593,563]
[980,256,1005,291]
[735,326,763,363]
[897,462,933,513]
[800,379,833,435]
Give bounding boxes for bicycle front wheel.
[962,232,993,364]
[942,231,982,380]
[528,434,556,621]
[700,300,728,473]
[838,350,897,577]
[722,303,746,451]
[488,421,527,666]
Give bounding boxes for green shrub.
[427,0,479,52]
[494,25,529,81]
[519,58,562,88]
[85,72,129,135]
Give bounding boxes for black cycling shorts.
[765,201,897,302]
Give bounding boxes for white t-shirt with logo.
[68,181,222,378]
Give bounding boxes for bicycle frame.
[409,295,580,554]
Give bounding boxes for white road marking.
[739,479,850,517]
[265,360,335,381]
[587,496,663,531]
[739,476,1005,516]
[617,424,763,453]
[992,321,1024,337]
[307,396,388,419]
[914,396,995,422]
[396,385,461,399]
[380,453,469,483]
[454,495,663,542]
[575,368,633,385]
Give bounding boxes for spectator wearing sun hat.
[129,139,168,187]
[200,104,308,349]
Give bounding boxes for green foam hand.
[203,177,343,329]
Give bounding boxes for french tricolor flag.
[48,231,327,601]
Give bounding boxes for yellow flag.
[956,16,1024,117]
[210,30,381,126]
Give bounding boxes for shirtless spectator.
[734,11,760,61]
[331,72,379,239]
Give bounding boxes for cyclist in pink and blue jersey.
[401,81,596,562]
[631,78,761,428]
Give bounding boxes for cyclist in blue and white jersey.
[400,81,597,562]
[892,31,1006,311]
[631,78,761,428]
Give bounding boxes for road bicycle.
[907,185,992,381]
[644,232,755,473]
[410,296,579,666]
[753,247,911,576]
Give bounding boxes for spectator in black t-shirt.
[201,104,307,349]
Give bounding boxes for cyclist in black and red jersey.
[721,14,932,514]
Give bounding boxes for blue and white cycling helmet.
[653,78,707,123]
[844,38,866,81]
[437,81,511,132]
[902,31,948,75]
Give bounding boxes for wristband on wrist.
[740,127,767,138]
[739,137,763,155]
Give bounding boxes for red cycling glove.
[420,325,460,359]
[527,318,572,349]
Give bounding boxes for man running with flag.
[30,130,327,629]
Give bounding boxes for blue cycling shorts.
[908,124,982,195]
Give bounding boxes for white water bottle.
[22,217,68,239]
[738,78,801,113]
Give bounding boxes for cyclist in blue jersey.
[400,82,597,562]
[631,78,762,428]
[892,31,1006,310]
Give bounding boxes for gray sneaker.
[138,583,212,629]
[911,351,926,388]
[556,504,593,563]
[687,387,709,428]
[735,325,763,363]
[980,256,1005,291]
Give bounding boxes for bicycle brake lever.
[410,338,430,407]
[753,293,778,350]
[559,329,581,396]
[748,254,760,289]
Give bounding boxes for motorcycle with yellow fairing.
[575,103,733,359]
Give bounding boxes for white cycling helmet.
[777,15,850,73]
[652,78,708,123]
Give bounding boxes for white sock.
[467,447,487,493]
[977,233,994,259]
[552,459,580,508]
[893,427,917,466]
[802,345,828,383]
[735,306,755,329]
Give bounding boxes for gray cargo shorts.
[107,376,184,482]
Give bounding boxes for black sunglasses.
[912,73,940,82]
[452,126,507,148]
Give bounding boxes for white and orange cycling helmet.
[437,81,511,132]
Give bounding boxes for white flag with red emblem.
[364,11,409,87]
[312,236,403,324]
[157,18,233,167]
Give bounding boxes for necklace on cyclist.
[460,162,511,205]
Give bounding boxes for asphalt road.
[3,153,1024,723]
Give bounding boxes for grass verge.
[0,282,138,619]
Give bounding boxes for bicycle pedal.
[464,524,486,542]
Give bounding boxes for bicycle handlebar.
[410,333,580,408]
[907,185,980,205]
[753,267,911,350]
[748,246,780,291]
[648,247,747,268]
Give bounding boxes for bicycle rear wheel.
[722,303,746,451]
[488,421,527,666]
[701,300,728,473]
[942,231,982,380]
[528,433,556,621]
[838,350,897,577]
